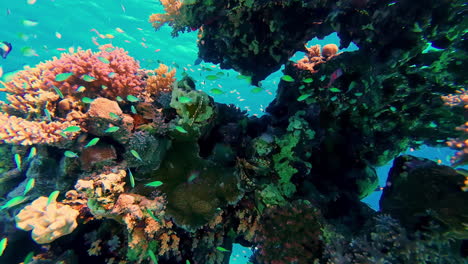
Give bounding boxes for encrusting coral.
[15,196,80,244]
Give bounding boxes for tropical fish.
[178,96,192,103]
[329,87,341,93]
[23,251,34,264]
[326,68,343,88]
[0,237,7,256]
[146,209,161,223]
[250,87,263,94]
[82,74,95,82]
[55,72,73,82]
[281,75,295,82]
[47,191,60,206]
[130,150,143,161]
[98,56,110,64]
[128,169,135,188]
[82,97,94,103]
[53,86,64,98]
[216,246,230,252]
[22,19,38,27]
[23,178,35,195]
[175,126,188,133]
[0,196,27,210]
[297,94,311,102]
[131,105,137,114]
[104,126,120,133]
[115,95,123,102]
[0,41,12,59]
[147,249,158,263]
[55,32,62,39]
[21,47,37,57]
[109,112,121,120]
[63,126,81,133]
[14,153,21,170]
[64,150,79,158]
[127,95,140,102]
[210,88,224,95]
[84,138,100,148]
[206,75,219,80]
[145,181,163,188]
[108,72,116,78]
[187,171,199,182]
[76,86,86,92]
[27,147,37,160]
[302,78,313,83]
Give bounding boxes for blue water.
[0,1,459,263]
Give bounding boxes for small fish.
[109,112,121,120]
[23,251,34,264]
[84,138,100,148]
[22,19,38,27]
[216,246,230,252]
[76,86,86,92]
[186,260,191,264]
[63,126,81,133]
[130,150,143,161]
[115,27,124,33]
[302,78,313,83]
[175,126,188,133]
[131,105,137,114]
[23,178,35,195]
[0,42,12,59]
[0,196,27,210]
[145,181,163,188]
[146,209,161,223]
[281,75,295,82]
[108,72,116,78]
[210,88,224,95]
[297,94,311,101]
[53,86,64,98]
[101,85,107,90]
[0,238,7,256]
[97,56,110,64]
[187,171,199,182]
[128,169,135,188]
[55,72,73,82]
[206,75,219,80]
[329,87,341,93]
[14,153,21,170]
[47,191,60,206]
[105,126,120,133]
[55,32,62,39]
[250,87,263,94]
[178,96,192,103]
[115,95,123,101]
[127,95,140,102]
[27,0,37,4]
[21,47,37,57]
[105,34,115,39]
[147,249,158,264]
[82,97,94,103]
[27,147,36,160]
[64,150,79,158]
[82,74,95,82]
[326,68,343,88]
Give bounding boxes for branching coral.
[15,196,80,244]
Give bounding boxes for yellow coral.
[15,196,80,244]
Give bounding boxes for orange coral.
[0,112,79,145]
[295,43,341,73]
[149,0,182,30]
[142,64,176,102]
[442,88,468,166]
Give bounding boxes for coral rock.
[15,196,79,244]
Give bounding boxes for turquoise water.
[0,1,461,263]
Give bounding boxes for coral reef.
[0,0,467,262]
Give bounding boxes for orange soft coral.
[149,0,182,30]
[295,43,341,73]
[142,64,176,102]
